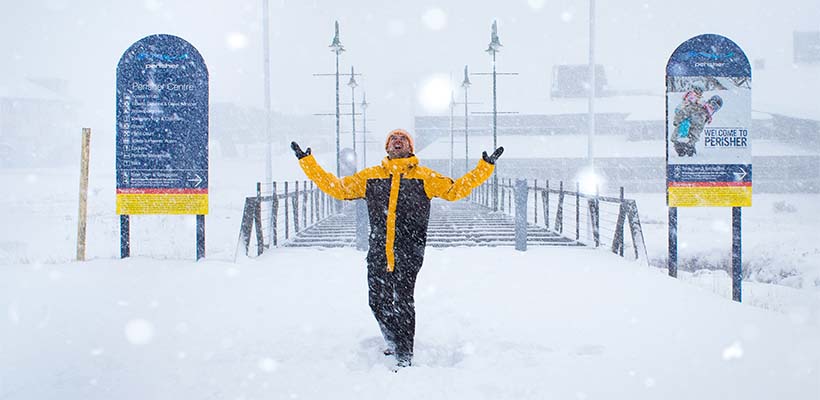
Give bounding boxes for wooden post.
[293,181,300,233]
[619,187,624,256]
[255,182,263,255]
[310,181,315,225]
[508,178,512,214]
[76,128,91,261]
[272,182,278,247]
[284,181,289,239]
[533,179,538,225]
[575,181,580,240]
[544,180,550,230]
[556,181,564,234]
[302,180,308,228]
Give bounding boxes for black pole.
[272,181,278,247]
[732,207,742,302]
[575,181,580,240]
[619,187,625,257]
[492,51,498,211]
[668,206,677,278]
[120,215,130,258]
[464,81,469,175]
[335,52,340,176]
[196,215,205,260]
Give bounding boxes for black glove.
[291,141,311,159]
[482,146,504,165]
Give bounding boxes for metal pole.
[362,93,368,166]
[492,51,498,211]
[464,79,469,174]
[120,215,130,258]
[514,179,528,251]
[349,66,358,170]
[351,85,357,169]
[328,21,344,176]
[196,215,205,260]
[449,91,454,177]
[587,0,596,173]
[262,0,272,186]
[668,206,677,277]
[732,207,742,302]
[335,51,340,176]
[619,186,625,256]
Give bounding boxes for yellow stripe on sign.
[668,186,752,207]
[117,194,209,215]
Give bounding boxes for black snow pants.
[367,252,422,362]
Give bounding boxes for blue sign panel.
[666,34,751,77]
[116,34,209,214]
[665,34,752,207]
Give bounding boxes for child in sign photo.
[671,86,723,157]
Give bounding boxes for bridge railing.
[470,178,649,263]
[236,180,336,258]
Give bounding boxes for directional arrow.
[187,174,203,187]
[734,167,747,181]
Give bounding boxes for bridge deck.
[284,200,583,248]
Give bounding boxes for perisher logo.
[136,52,190,62]
[682,51,735,61]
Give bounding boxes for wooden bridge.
[285,200,582,248]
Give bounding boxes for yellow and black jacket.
[298,155,494,272]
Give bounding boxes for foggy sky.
[1,0,818,152]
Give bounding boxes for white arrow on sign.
[733,167,747,181]
[187,174,203,187]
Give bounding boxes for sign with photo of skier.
[666,34,752,207]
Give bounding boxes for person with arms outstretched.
[291,128,503,368]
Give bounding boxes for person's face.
[386,134,412,159]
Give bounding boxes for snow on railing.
[236,180,335,259]
[470,178,649,264]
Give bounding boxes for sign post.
[665,34,751,301]
[116,34,209,260]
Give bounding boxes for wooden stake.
[76,128,91,261]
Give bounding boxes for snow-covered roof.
[0,78,70,101]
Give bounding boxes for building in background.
[0,77,78,167]
[415,56,820,194]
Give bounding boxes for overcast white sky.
[1,0,819,144]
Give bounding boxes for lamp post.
[361,92,368,167]
[262,0,272,186]
[329,21,345,176]
[347,66,359,171]
[449,91,455,177]
[461,65,471,175]
[486,20,502,211]
[588,0,597,175]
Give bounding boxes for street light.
[588,0,597,175]
[347,66,359,171]
[329,20,345,176]
[361,92,368,167]
[449,90,455,177]
[486,20,502,211]
[461,65,471,175]
[262,0,272,186]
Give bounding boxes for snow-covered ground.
[2,247,819,399]
[1,150,819,398]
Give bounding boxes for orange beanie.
[385,129,414,153]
